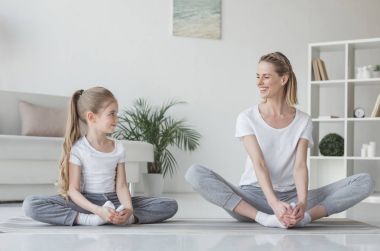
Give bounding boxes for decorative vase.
[142,173,164,196]
[319,133,344,156]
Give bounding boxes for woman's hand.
[110,208,134,225]
[270,200,294,227]
[289,202,306,227]
[282,202,306,228]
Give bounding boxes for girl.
[185,52,375,228]
[23,87,178,226]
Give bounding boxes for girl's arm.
[111,162,134,225]
[291,138,309,221]
[115,162,133,210]
[68,163,115,221]
[241,135,292,219]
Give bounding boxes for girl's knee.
[166,199,178,218]
[22,195,39,218]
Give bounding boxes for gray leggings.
[185,164,375,221]
[22,192,178,226]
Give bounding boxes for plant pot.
[142,173,163,196]
[372,71,380,78]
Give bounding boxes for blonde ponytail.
[260,52,298,106]
[58,90,83,199]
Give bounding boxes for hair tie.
[79,89,84,96]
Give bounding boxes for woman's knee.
[152,198,178,222]
[362,173,375,196]
[185,164,209,188]
[353,173,376,197]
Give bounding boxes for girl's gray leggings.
[185,164,375,221]
[22,192,178,226]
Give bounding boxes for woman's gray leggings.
[22,192,178,226]
[185,164,375,221]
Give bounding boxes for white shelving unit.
[308,38,380,216]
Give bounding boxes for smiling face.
[256,61,289,100]
[87,101,119,134]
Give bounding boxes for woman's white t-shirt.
[235,104,314,192]
[69,136,126,193]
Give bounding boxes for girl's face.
[88,101,119,134]
[256,61,288,100]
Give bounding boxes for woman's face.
[256,61,287,99]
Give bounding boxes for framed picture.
[173,0,221,40]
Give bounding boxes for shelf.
[348,78,380,85]
[311,117,380,123]
[310,156,380,160]
[309,156,344,160]
[309,38,380,214]
[311,118,380,121]
[350,39,380,50]
[362,192,380,204]
[347,157,380,160]
[312,118,345,122]
[310,80,345,86]
[309,43,345,52]
[310,38,380,49]
[347,118,380,121]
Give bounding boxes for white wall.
[1,0,380,192]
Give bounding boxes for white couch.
[0,90,153,201]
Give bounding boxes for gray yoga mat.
[0,217,379,234]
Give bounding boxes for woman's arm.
[112,162,134,224]
[241,135,292,220]
[291,138,309,222]
[242,135,278,205]
[68,163,115,221]
[293,139,309,205]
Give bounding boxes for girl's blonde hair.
[259,52,298,106]
[58,86,117,198]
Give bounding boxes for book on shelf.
[312,58,329,81]
[371,94,380,117]
[312,59,321,81]
[319,59,329,80]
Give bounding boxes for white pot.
[372,71,380,78]
[142,173,164,196]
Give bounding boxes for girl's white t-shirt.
[235,104,314,192]
[69,136,126,193]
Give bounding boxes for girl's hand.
[271,200,294,227]
[110,208,134,225]
[97,206,117,222]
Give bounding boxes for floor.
[1,193,380,251]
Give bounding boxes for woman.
[185,52,375,228]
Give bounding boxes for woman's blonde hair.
[259,52,298,106]
[58,86,117,199]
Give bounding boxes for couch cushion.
[19,101,67,137]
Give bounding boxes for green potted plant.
[113,98,201,195]
[373,64,380,78]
